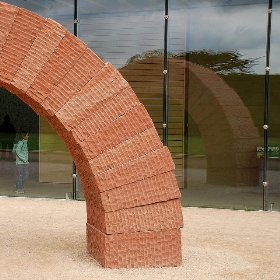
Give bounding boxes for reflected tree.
[127,49,261,75]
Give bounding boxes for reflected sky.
[2,0,280,74]
[181,4,280,74]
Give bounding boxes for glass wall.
[0,1,75,199]
[0,0,279,211]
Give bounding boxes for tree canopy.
[126,49,261,75]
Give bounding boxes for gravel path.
[0,197,279,280]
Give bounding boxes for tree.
[126,49,261,75]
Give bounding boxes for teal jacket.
[16,139,29,165]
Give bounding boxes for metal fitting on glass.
[268,8,272,13]
[263,181,268,187]
[263,124,269,130]
[163,123,167,128]
[265,66,270,72]
[73,173,77,178]
[163,69,168,74]
[164,15,169,19]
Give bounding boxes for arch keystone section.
[0,2,183,268]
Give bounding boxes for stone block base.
[86,223,182,268]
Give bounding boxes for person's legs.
[16,164,29,193]
[16,164,24,192]
[22,164,29,188]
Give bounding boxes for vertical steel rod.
[74,0,78,37]
[263,0,273,211]
[72,0,79,200]
[163,0,169,146]
[73,162,77,200]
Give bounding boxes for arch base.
[86,223,182,268]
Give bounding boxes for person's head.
[21,131,29,140]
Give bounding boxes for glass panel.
[0,1,76,199]
[79,2,164,70]
[0,87,73,198]
[169,0,280,211]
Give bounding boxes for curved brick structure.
[0,2,183,268]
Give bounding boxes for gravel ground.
[0,196,279,280]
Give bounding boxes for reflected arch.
[121,58,261,186]
[186,61,261,186]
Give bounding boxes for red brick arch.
[0,3,183,268]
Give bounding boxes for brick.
[92,146,175,192]
[11,19,66,93]
[61,86,141,137]
[16,93,44,116]
[188,78,213,108]
[190,103,222,125]
[56,63,129,128]
[40,48,105,116]
[98,171,181,211]
[87,199,183,235]
[235,152,258,168]
[87,225,182,268]
[80,103,154,160]
[45,115,69,139]
[0,3,18,51]
[207,166,259,186]
[66,144,89,171]
[69,86,140,142]
[26,32,88,112]
[0,7,44,84]
[88,126,162,174]
[69,88,139,142]
[228,116,260,138]
[83,171,181,213]
[82,182,103,209]
[233,137,261,153]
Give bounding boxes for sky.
[78,1,280,74]
[3,0,280,74]
[177,3,280,74]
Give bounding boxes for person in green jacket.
[15,131,29,194]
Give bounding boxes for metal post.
[263,0,273,211]
[72,0,79,200]
[163,0,169,146]
[73,162,77,200]
[74,0,78,37]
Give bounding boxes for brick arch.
[0,3,183,268]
